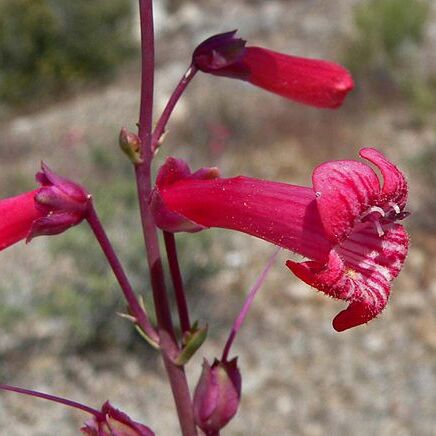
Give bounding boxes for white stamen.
[389,202,401,214]
[370,206,386,216]
[374,220,385,237]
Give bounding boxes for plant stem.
[0,384,100,417]
[221,248,280,362]
[86,204,158,344]
[151,65,197,152]
[136,1,197,434]
[164,231,191,334]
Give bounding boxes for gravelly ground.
[0,1,436,435]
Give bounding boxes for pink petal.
[312,159,380,243]
[360,148,408,209]
[332,301,381,332]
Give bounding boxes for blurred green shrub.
[345,0,429,76]
[0,0,135,106]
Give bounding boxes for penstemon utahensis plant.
[0,1,411,435]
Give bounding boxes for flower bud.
[193,358,241,434]
[81,401,154,436]
[119,127,143,164]
[193,30,354,108]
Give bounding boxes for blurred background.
[0,0,435,434]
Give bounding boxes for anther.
[389,202,401,215]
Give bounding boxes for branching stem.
[134,1,197,434]
[86,203,158,343]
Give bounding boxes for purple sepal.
[150,188,206,233]
[36,162,88,203]
[27,213,83,242]
[151,157,220,233]
[193,30,250,79]
[193,358,242,434]
[35,162,89,216]
[28,162,90,242]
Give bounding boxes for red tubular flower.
[81,401,154,436]
[151,148,409,331]
[0,190,43,250]
[0,163,90,251]
[193,358,241,435]
[192,30,354,108]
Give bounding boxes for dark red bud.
[192,30,249,78]
[193,358,242,434]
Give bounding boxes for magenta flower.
[193,358,241,435]
[0,163,90,251]
[151,148,409,331]
[192,30,354,108]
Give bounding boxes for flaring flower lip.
[192,30,354,108]
[152,148,409,331]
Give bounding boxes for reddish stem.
[221,248,280,362]
[135,1,197,434]
[86,203,158,343]
[0,383,101,417]
[164,231,191,334]
[151,65,197,152]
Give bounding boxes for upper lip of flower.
[312,147,408,245]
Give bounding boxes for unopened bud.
[119,128,143,164]
[193,358,241,434]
